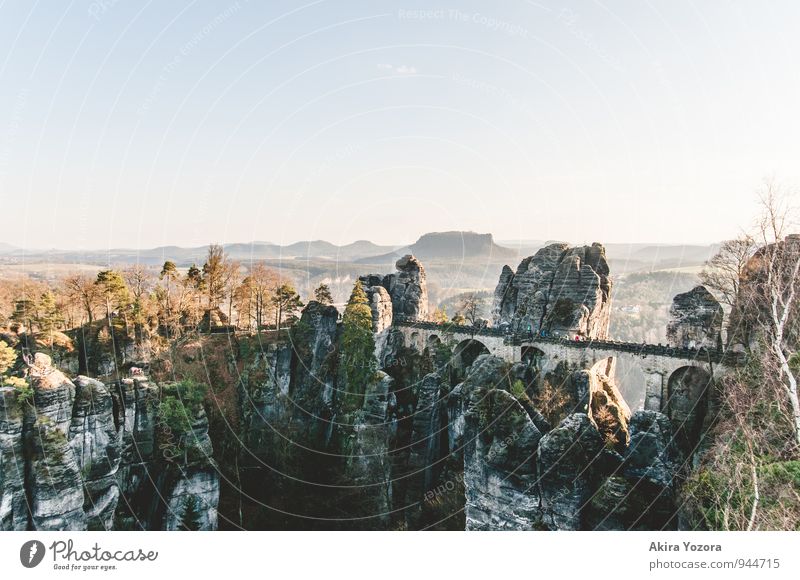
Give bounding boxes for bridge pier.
[644,372,666,412]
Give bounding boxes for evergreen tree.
[181,265,205,329]
[36,291,62,346]
[10,298,37,330]
[160,260,179,281]
[271,283,303,331]
[339,281,376,412]
[159,261,180,330]
[313,283,334,305]
[95,270,130,320]
[179,495,203,531]
[186,264,203,288]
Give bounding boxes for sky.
[1,0,799,250]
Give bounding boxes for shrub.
[159,379,208,434]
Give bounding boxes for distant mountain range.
[0,232,718,273]
[0,239,398,266]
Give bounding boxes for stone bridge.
[393,321,743,412]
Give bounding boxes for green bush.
[159,379,208,434]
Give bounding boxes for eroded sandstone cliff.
[0,354,219,531]
[493,243,612,338]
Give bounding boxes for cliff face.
[360,254,429,324]
[451,355,678,531]
[0,354,219,531]
[666,286,723,349]
[493,243,612,338]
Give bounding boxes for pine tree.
[11,298,37,331]
[313,283,334,305]
[159,261,179,330]
[36,291,62,347]
[179,495,203,531]
[186,264,203,287]
[339,281,376,412]
[271,283,303,331]
[95,270,130,320]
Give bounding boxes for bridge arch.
[425,334,442,351]
[452,339,490,373]
[521,346,546,369]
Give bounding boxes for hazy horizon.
[2,1,799,250]
[0,229,728,254]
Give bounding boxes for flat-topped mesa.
[666,285,723,350]
[492,242,612,339]
[359,254,429,324]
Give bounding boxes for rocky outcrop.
[114,376,159,481]
[156,403,219,531]
[26,354,86,530]
[663,366,714,456]
[666,286,723,349]
[360,254,428,328]
[464,386,543,530]
[585,410,679,530]
[538,413,606,530]
[240,343,293,458]
[161,469,220,531]
[405,371,447,509]
[342,371,395,527]
[290,301,339,442]
[0,352,220,531]
[358,280,394,362]
[70,376,121,530]
[359,277,393,333]
[0,387,27,530]
[493,243,611,338]
[584,362,632,451]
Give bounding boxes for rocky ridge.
[493,243,612,338]
[0,354,219,531]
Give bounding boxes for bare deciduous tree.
[700,236,757,308]
[63,273,100,325]
[457,292,487,326]
[753,182,800,445]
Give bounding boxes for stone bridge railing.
[393,320,745,366]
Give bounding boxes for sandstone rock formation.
[585,410,679,530]
[290,300,339,442]
[360,255,429,324]
[358,279,394,361]
[70,375,121,530]
[666,286,723,349]
[584,361,632,451]
[161,469,220,531]
[0,353,220,531]
[240,343,293,458]
[538,413,605,530]
[0,387,27,530]
[460,357,543,530]
[493,243,611,338]
[27,354,86,530]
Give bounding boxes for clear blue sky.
[1,0,799,250]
